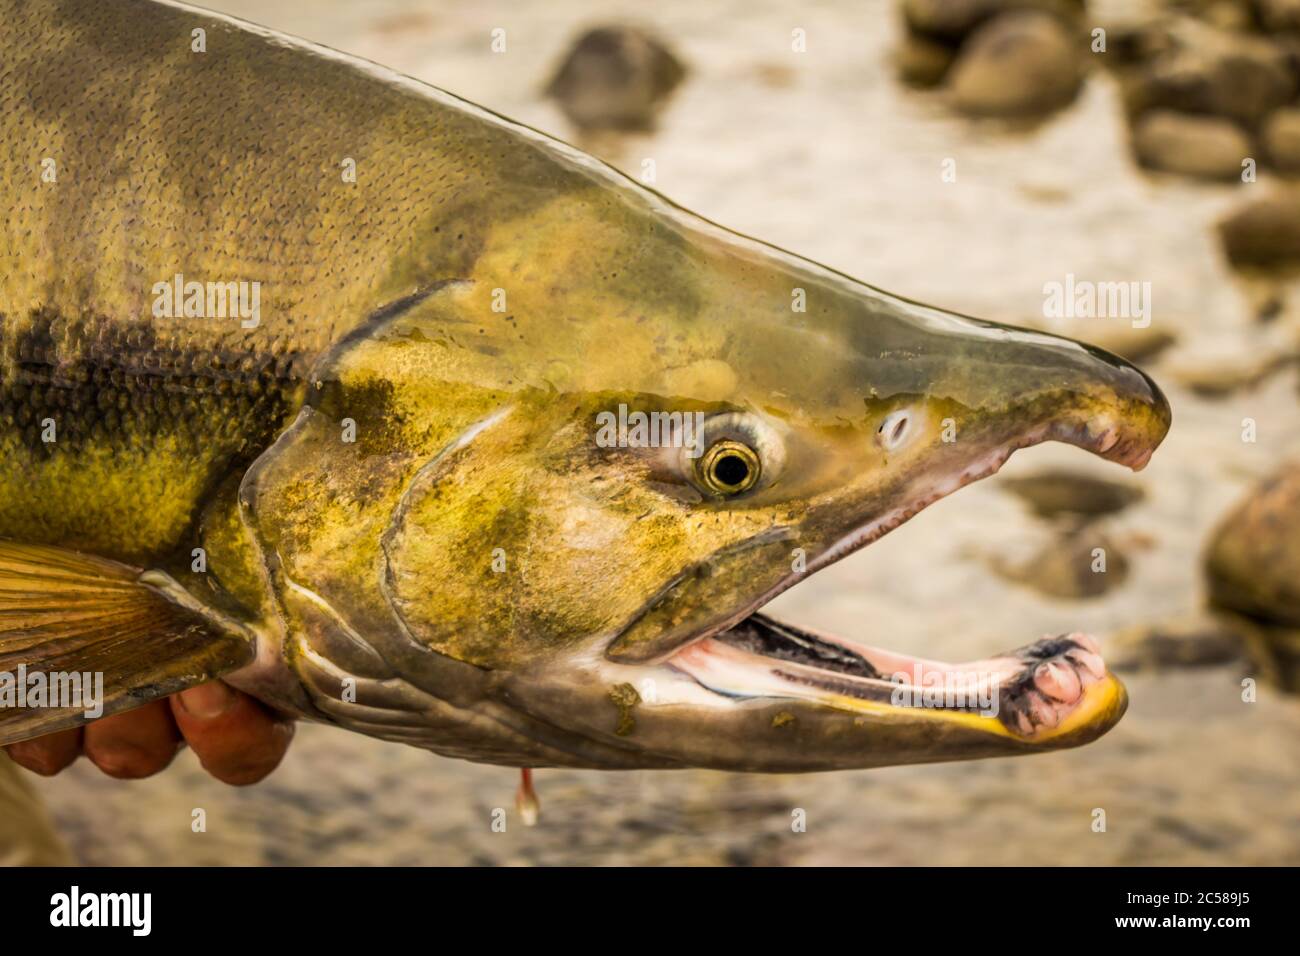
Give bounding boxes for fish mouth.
[618,417,1147,744]
[669,618,1127,743]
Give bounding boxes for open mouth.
[669,617,1117,741]
[647,420,1144,743]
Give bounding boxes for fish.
[0,0,1170,774]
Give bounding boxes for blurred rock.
[1254,0,1300,33]
[988,526,1130,599]
[1083,323,1178,363]
[1282,35,1300,81]
[1199,0,1258,31]
[1254,288,1286,322]
[896,33,958,87]
[1164,318,1299,392]
[1133,110,1252,180]
[1218,191,1300,268]
[1166,348,1293,396]
[1122,23,1296,129]
[545,26,686,131]
[949,12,1084,116]
[751,62,797,89]
[1205,464,1300,628]
[1100,18,1181,68]
[901,0,1083,44]
[1108,615,1247,672]
[1001,470,1145,520]
[1204,464,1300,693]
[1016,179,1072,202]
[1239,622,1300,694]
[1263,108,1300,172]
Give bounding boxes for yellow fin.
[0,541,254,745]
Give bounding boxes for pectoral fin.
[0,541,254,745]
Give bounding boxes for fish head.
[243,187,1169,770]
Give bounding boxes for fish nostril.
[877,411,911,451]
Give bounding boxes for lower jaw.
[666,618,1126,745]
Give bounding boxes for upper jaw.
[1047,411,1162,471]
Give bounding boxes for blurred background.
[11,0,1300,865]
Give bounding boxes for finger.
[83,700,182,779]
[5,727,83,776]
[171,682,294,786]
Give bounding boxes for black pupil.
[714,453,750,488]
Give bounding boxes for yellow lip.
[823,672,1129,745]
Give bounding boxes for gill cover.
[238,277,695,674]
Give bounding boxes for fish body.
[0,0,1170,771]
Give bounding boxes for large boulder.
[949,11,1084,116]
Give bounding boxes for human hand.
[3,682,294,785]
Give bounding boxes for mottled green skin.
[0,0,596,568]
[1,0,1170,770]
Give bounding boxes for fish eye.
[877,410,912,452]
[698,440,761,496]
[679,411,784,497]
